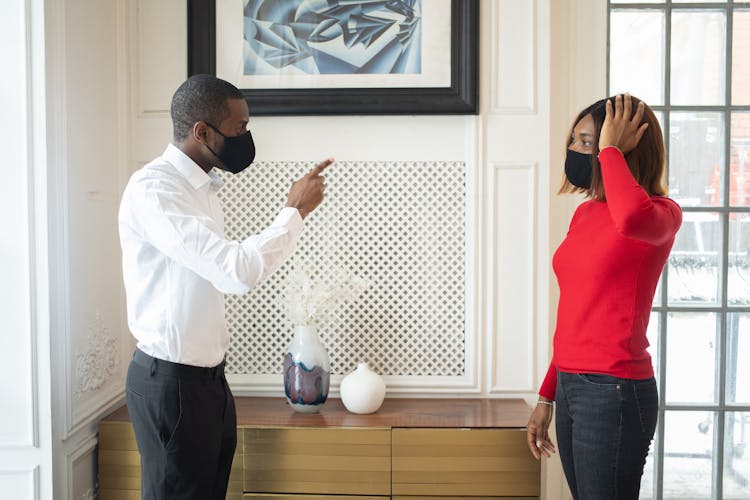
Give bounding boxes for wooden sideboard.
[98,397,540,500]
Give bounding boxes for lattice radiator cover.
[218,160,466,377]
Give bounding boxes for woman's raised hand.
[598,93,649,154]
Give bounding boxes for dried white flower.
[282,264,369,326]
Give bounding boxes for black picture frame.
[187,0,479,115]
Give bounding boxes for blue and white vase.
[283,324,330,413]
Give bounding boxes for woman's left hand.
[526,402,556,460]
[598,93,649,154]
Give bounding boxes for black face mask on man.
[205,123,256,174]
[564,149,593,189]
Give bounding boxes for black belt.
[133,348,225,379]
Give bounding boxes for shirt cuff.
[272,207,304,235]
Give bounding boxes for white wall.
[0,0,53,498]
[55,0,131,428]
[0,0,134,498]
[46,0,133,497]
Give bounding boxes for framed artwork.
[187,0,479,115]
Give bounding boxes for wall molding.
[228,373,482,397]
[0,466,40,500]
[66,435,98,500]
[490,0,538,114]
[487,162,537,394]
[45,0,73,444]
[61,0,131,440]
[67,393,125,449]
[23,0,40,453]
[133,0,185,117]
[465,114,483,395]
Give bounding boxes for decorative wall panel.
[489,163,536,392]
[1,0,34,449]
[135,0,185,115]
[491,0,537,113]
[218,160,466,377]
[68,437,97,500]
[0,469,36,499]
[74,312,121,398]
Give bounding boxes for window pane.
[730,112,750,207]
[610,10,665,104]
[732,10,750,105]
[663,411,715,499]
[654,273,662,306]
[729,215,750,305]
[669,112,725,208]
[666,312,717,404]
[726,313,750,404]
[671,11,726,105]
[640,447,656,500]
[724,412,750,499]
[668,212,722,305]
[654,110,664,135]
[612,0,664,3]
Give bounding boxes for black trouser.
[125,349,237,500]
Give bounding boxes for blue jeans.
[555,371,658,500]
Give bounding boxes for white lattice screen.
[218,160,466,377]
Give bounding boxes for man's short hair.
[170,74,245,143]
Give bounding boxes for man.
[118,74,332,500]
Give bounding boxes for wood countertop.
[103,397,532,428]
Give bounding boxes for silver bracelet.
[537,400,554,407]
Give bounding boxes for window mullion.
[714,5,734,498]
[655,6,672,499]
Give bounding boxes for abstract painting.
[188,0,478,115]
[243,0,422,76]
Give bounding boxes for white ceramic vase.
[283,325,330,413]
[339,362,386,414]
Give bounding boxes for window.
[609,1,750,498]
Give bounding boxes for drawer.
[98,421,244,500]
[243,495,388,500]
[392,429,540,497]
[243,427,391,495]
[394,497,539,500]
[98,422,140,499]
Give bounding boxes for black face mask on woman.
[564,149,593,189]
[205,123,256,174]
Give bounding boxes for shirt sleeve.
[129,175,303,295]
[539,363,557,400]
[598,146,682,245]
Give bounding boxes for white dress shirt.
[119,144,303,367]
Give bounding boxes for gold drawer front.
[98,421,244,500]
[242,427,391,496]
[243,495,388,500]
[394,497,539,500]
[392,429,540,497]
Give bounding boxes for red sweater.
[539,147,682,400]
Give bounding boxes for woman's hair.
[559,95,668,200]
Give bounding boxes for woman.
[527,94,682,499]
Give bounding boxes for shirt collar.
[162,143,224,191]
